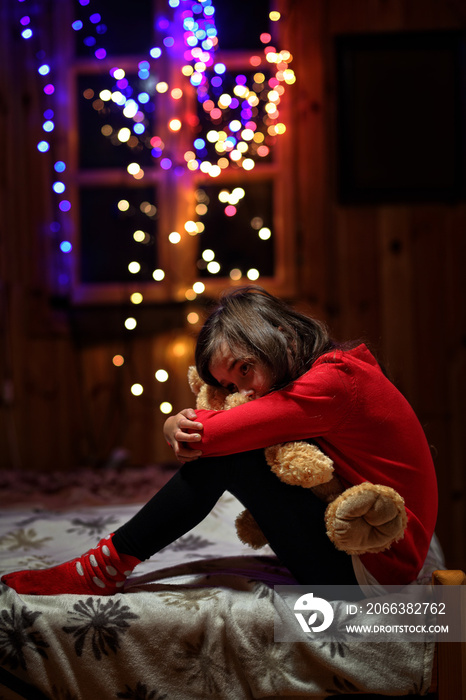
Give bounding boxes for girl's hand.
[163,409,204,463]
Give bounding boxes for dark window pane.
[75,0,153,57]
[78,74,156,169]
[80,186,158,284]
[74,0,272,58]
[214,0,272,50]
[337,31,464,203]
[196,181,274,279]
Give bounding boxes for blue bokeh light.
[190,73,203,86]
[157,17,170,31]
[59,200,71,212]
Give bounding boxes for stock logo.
[293,592,334,633]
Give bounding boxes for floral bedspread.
[0,494,435,699]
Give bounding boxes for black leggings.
[113,449,358,585]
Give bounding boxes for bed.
[0,465,442,699]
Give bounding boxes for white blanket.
[0,494,435,699]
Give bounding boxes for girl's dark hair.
[195,286,336,391]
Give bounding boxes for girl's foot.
[1,534,141,596]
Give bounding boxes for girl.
[1,286,438,595]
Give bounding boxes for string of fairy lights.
[18,0,295,416]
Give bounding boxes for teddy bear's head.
[188,365,251,411]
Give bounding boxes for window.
[62,0,295,304]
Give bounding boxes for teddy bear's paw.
[235,509,269,549]
[265,442,334,488]
[324,482,408,555]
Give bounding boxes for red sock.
[1,534,141,596]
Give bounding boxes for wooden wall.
[0,0,465,570]
[289,0,466,570]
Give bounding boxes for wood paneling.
[289,0,466,570]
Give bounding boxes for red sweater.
[194,344,438,585]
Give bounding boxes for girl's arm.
[182,358,355,458]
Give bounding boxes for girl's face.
[209,342,272,399]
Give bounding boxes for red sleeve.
[194,356,355,457]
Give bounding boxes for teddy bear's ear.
[188,366,204,395]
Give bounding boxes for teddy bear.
[188,366,408,556]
